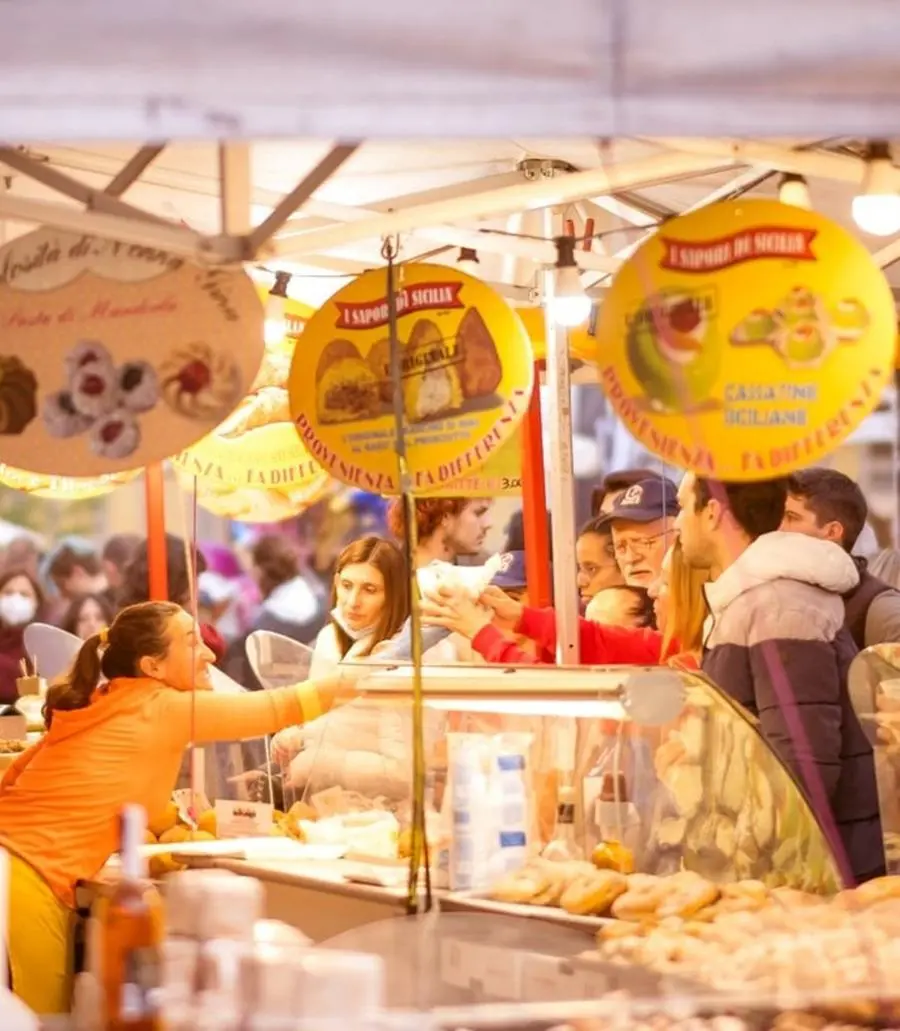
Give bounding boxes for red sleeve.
[201,623,226,665]
[515,606,672,665]
[471,625,542,665]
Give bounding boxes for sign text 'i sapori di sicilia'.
[288,264,534,494]
[596,199,896,480]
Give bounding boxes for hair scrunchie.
[98,626,109,647]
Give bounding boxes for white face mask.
[0,592,37,627]
[331,607,374,642]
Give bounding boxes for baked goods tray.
[443,890,614,932]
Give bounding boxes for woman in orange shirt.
[0,600,356,1015]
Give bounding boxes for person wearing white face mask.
[0,568,44,704]
[270,536,418,800]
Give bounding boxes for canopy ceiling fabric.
[2,0,900,139]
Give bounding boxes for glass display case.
[212,649,841,896]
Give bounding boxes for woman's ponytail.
[43,632,105,727]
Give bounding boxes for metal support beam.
[654,138,878,188]
[218,143,252,236]
[266,151,737,259]
[874,238,900,270]
[246,143,360,256]
[0,145,168,224]
[104,145,165,197]
[0,192,236,261]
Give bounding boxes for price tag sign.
[214,800,273,839]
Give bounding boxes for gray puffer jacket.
[702,531,884,885]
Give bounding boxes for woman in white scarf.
[271,536,415,800]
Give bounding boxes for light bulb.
[853,141,900,236]
[549,291,593,328]
[852,194,900,237]
[778,173,811,209]
[548,237,591,328]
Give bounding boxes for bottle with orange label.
[95,804,166,1030]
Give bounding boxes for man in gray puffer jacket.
[676,473,884,885]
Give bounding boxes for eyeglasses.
[613,529,673,559]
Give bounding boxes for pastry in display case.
[350,662,842,901]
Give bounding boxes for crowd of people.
[1,464,899,1013]
[0,470,897,888]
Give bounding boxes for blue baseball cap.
[490,551,527,590]
[605,479,679,523]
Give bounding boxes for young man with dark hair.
[676,473,883,884]
[783,467,900,649]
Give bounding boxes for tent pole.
[145,463,168,601]
[521,365,552,609]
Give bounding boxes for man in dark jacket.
[676,473,884,885]
[782,467,900,650]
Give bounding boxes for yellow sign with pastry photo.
[289,263,534,493]
[0,227,264,478]
[596,200,896,480]
[172,295,328,520]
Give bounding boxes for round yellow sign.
[597,200,896,479]
[0,463,140,500]
[289,263,534,493]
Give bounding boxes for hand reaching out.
[420,587,493,641]
[478,585,524,626]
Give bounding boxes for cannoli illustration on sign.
[0,356,38,435]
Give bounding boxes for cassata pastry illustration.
[315,339,381,425]
[118,361,159,413]
[455,307,502,399]
[783,320,826,363]
[730,308,778,346]
[401,318,463,423]
[366,337,395,404]
[0,356,38,435]
[780,286,817,323]
[89,408,141,460]
[160,342,242,419]
[830,297,869,341]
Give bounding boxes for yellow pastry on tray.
[560,869,628,916]
[591,840,635,875]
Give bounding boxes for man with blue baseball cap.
[604,478,679,588]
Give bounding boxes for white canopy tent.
[3,0,900,139]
